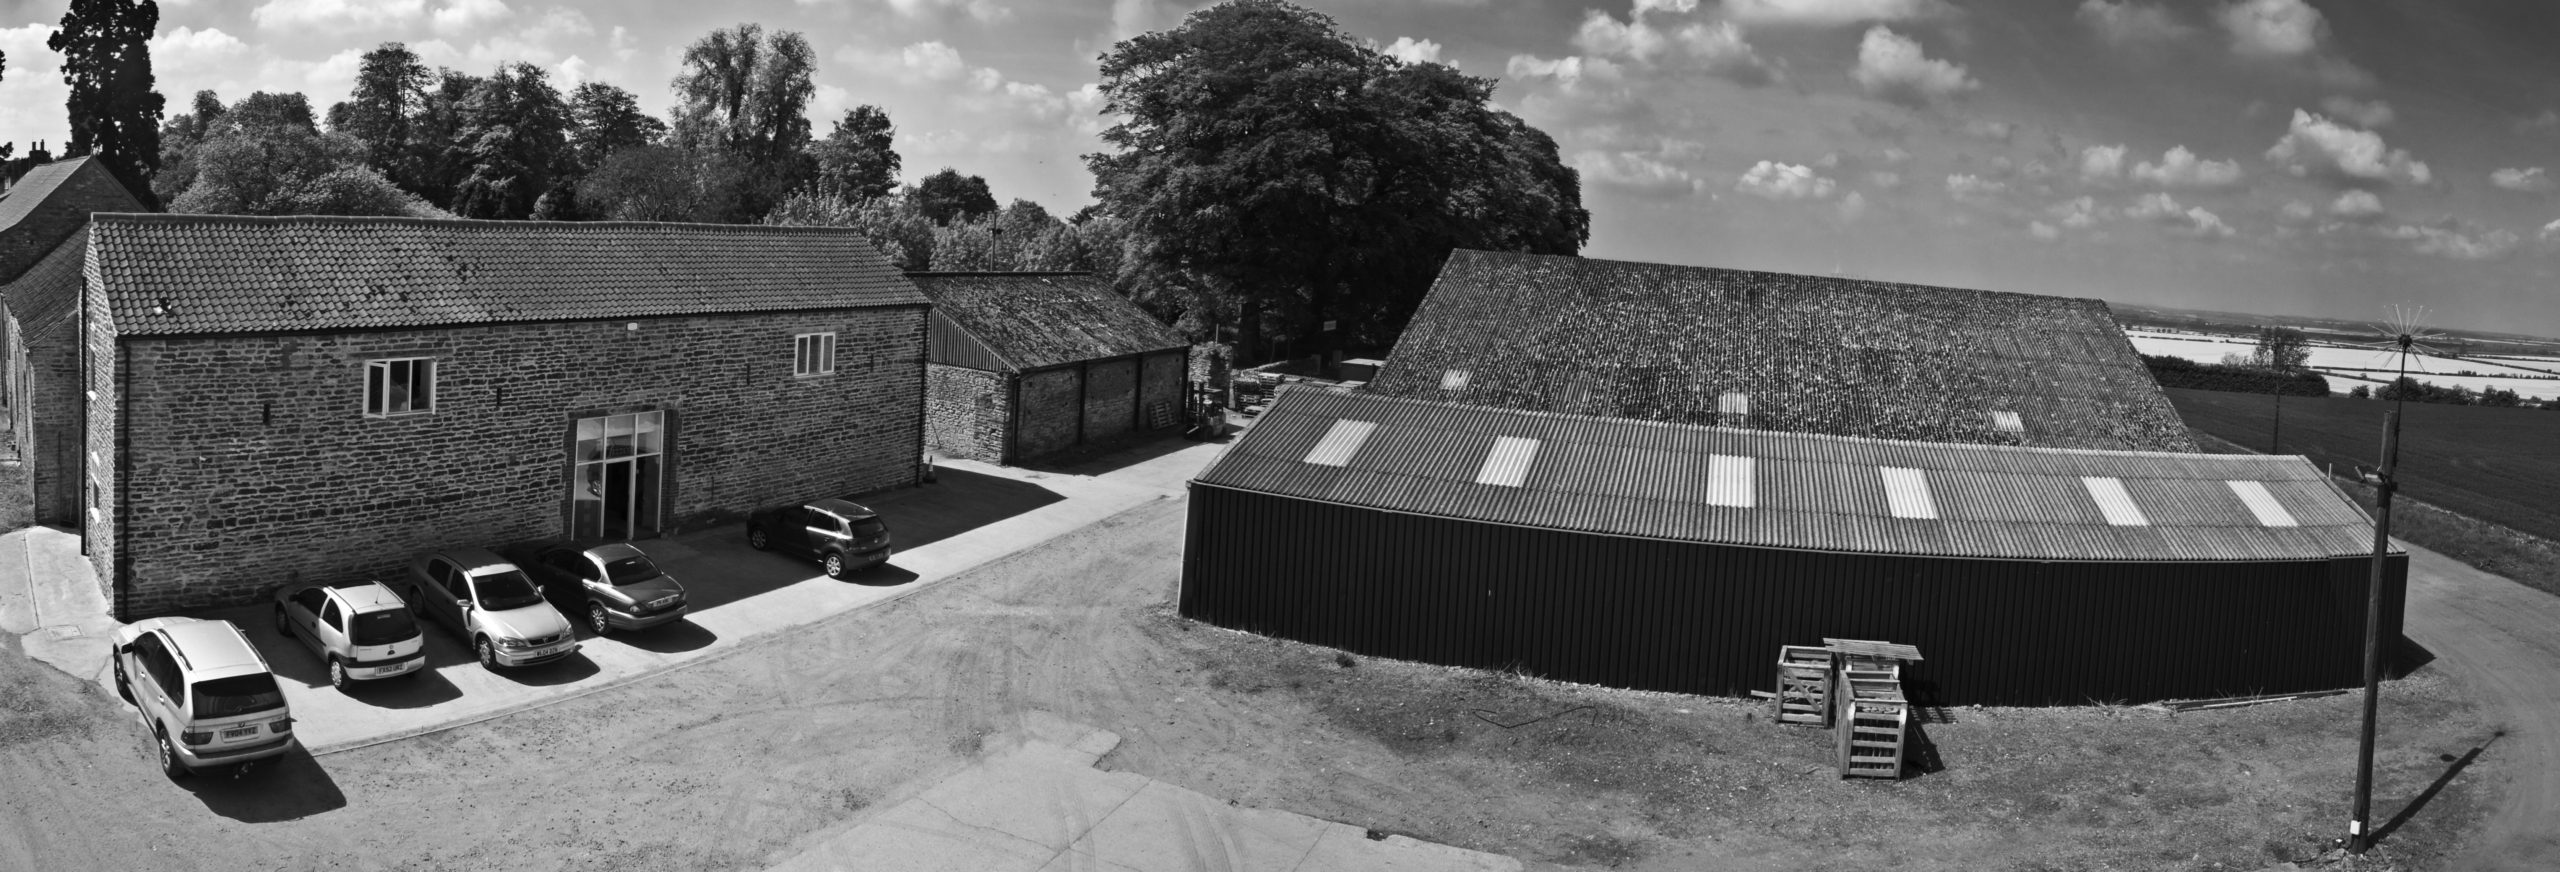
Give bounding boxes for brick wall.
[1081,358,1136,443]
[83,249,118,609]
[100,305,926,617]
[1016,366,1081,459]
[924,362,1006,462]
[1141,351,1185,429]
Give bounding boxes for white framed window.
[795,333,838,377]
[364,358,435,417]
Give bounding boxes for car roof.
[156,619,269,677]
[807,498,876,518]
[328,580,408,612]
[584,542,646,561]
[436,547,515,574]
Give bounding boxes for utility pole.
[2348,328,2413,855]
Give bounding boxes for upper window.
[796,333,837,377]
[365,358,436,417]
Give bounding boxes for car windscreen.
[351,608,419,646]
[191,673,285,719]
[851,517,886,537]
[603,554,661,585]
[472,571,547,610]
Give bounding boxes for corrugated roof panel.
[1440,369,1471,391]
[1705,454,1755,508]
[2082,477,2150,526]
[1880,467,1939,520]
[1477,436,1540,487]
[2229,480,2301,527]
[1988,410,2025,433]
[1302,420,1378,467]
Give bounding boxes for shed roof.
[85,213,928,335]
[907,272,1186,371]
[1372,250,2195,452]
[1193,386,2387,563]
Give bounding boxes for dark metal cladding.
[1180,483,2407,706]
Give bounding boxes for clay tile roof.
[1372,250,2197,453]
[1,226,88,334]
[86,213,928,335]
[907,271,1187,371]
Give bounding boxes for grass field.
[2164,388,2560,543]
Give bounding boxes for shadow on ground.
[2371,730,2501,848]
[1010,429,1223,479]
[164,740,348,823]
[213,605,465,709]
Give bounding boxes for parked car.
[271,580,427,690]
[507,541,689,636]
[110,617,296,778]
[404,548,579,671]
[746,498,893,579]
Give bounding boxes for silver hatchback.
[272,579,427,690]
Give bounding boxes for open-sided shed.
[911,272,1190,464]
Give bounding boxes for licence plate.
[373,659,417,676]
[535,641,572,655]
[222,726,259,739]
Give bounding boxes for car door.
[766,507,807,557]
[422,558,467,629]
[804,509,852,558]
[283,588,329,654]
[131,632,183,727]
[547,549,600,599]
[316,598,351,660]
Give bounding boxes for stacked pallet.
[1772,646,1835,727]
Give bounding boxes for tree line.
[10,0,1587,362]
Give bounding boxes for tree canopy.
[329,44,430,183]
[49,0,166,209]
[1086,0,1586,358]
[567,82,666,175]
[913,168,996,225]
[811,105,900,200]
[163,90,443,218]
[449,62,571,219]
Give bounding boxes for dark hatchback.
[745,498,893,579]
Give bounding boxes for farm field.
[2130,330,2560,401]
[2164,387,2560,543]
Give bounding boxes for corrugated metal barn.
[910,272,1189,464]
[1182,386,2404,706]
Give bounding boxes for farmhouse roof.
[2,226,88,334]
[1,156,143,284]
[84,213,928,335]
[907,271,1187,371]
[1372,250,2196,452]
[1193,386,2387,563]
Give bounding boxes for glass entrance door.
[571,411,664,540]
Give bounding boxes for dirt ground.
[0,496,2505,870]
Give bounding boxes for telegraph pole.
[2348,330,2413,854]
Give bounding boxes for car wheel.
[747,527,770,551]
[156,729,187,779]
[477,637,500,671]
[113,662,133,704]
[328,658,349,692]
[588,602,611,637]
[823,552,846,580]
[274,605,290,635]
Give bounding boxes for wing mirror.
[457,597,474,611]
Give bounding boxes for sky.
[3,0,2557,336]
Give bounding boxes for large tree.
[448,62,571,219]
[567,81,666,175]
[167,91,443,218]
[49,0,166,208]
[913,168,996,225]
[328,43,432,182]
[1086,0,1586,358]
[670,23,816,162]
[810,105,900,200]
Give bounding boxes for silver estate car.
[404,548,579,671]
[272,579,427,690]
[111,618,297,777]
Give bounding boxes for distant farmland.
[2165,387,2560,542]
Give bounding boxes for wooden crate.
[1773,645,1835,727]
[1836,675,1909,780]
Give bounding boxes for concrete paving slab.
[769,714,1520,872]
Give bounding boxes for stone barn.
[68,214,930,618]
[909,272,1188,464]
[0,156,147,529]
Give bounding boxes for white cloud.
[2382,220,2520,260]
[1569,7,1775,85]
[2264,109,2430,185]
[2078,144,2127,180]
[2217,0,2372,86]
[1851,26,1977,107]
[1867,171,1904,189]
[2049,195,2108,227]
[1673,21,1777,85]
[1504,54,1625,90]
[1383,37,1442,65]
[2543,218,2560,243]
[432,0,511,35]
[2491,167,2554,193]
[1578,150,1706,197]
[1838,191,1870,220]
[2127,192,2235,238]
[2281,201,2316,221]
[251,0,429,32]
[2320,95,2394,128]
[1722,0,1955,27]
[1960,119,2016,142]
[2329,189,2383,218]
[2130,146,2245,188]
[1737,161,1838,199]
[2076,1,2189,45]
[1945,173,2006,202]
[869,0,1014,24]
[2029,220,2061,240]
[609,26,637,62]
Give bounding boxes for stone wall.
[1081,358,1136,444]
[30,316,80,526]
[1016,366,1082,459]
[99,305,926,617]
[1141,351,1185,429]
[924,363,1006,462]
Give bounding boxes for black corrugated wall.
[1180,485,2408,706]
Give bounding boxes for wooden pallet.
[1146,400,1178,430]
[1836,674,1910,780]
[1773,645,1834,727]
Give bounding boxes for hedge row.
[2142,355,2330,396]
